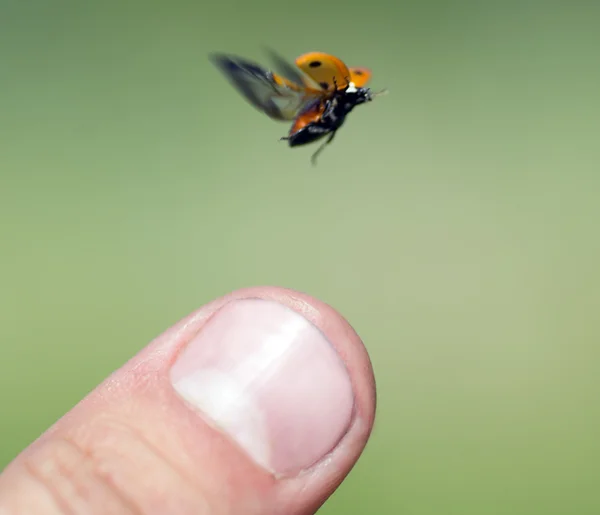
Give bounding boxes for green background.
[2,1,599,513]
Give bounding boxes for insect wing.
[264,48,308,87]
[295,52,352,92]
[264,47,324,91]
[210,53,319,121]
[348,67,372,88]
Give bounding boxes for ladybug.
[210,49,386,165]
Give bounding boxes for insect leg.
[310,131,336,166]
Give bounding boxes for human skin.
[0,286,377,514]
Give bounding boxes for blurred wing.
[295,52,352,92]
[264,47,323,91]
[348,67,372,88]
[210,53,321,121]
[264,48,308,86]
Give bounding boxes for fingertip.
[1,287,377,515]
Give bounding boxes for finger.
[0,287,376,515]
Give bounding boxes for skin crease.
[0,287,377,515]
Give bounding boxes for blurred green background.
[2,0,599,512]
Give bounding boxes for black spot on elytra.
[319,81,329,89]
[309,61,322,68]
[354,70,363,75]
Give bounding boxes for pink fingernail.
[169,299,354,476]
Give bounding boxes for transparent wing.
[210,53,323,121]
[263,48,307,86]
[263,47,323,91]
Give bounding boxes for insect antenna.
[371,88,389,98]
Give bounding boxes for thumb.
[0,287,376,514]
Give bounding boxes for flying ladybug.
[209,49,386,165]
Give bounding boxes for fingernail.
[169,299,354,476]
